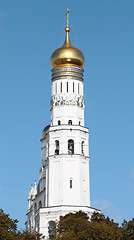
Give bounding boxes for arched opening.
[68,120,72,125]
[81,141,84,154]
[48,221,56,239]
[38,200,42,209]
[34,203,37,213]
[58,120,61,125]
[55,140,59,155]
[68,139,74,154]
[70,179,73,188]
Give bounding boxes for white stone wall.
[48,155,90,207]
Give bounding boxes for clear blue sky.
[0,0,134,230]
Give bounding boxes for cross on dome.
[51,9,85,68]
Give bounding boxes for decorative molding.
[50,94,84,109]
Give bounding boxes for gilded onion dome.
[51,10,85,69]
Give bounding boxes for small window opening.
[58,120,61,125]
[68,120,72,125]
[79,121,81,125]
[81,141,84,154]
[73,82,74,93]
[67,82,68,92]
[70,179,72,188]
[38,200,42,209]
[34,203,37,213]
[61,82,62,93]
[48,221,56,239]
[37,223,39,233]
[78,83,79,94]
[68,139,74,154]
[55,140,59,155]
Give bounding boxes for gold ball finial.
[51,10,85,68]
[65,26,70,33]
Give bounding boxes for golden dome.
[51,25,85,69]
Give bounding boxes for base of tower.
[36,205,100,239]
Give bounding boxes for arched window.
[38,200,42,209]
[55,140,59,155]
[81,141,84,154]
[58,120,61,125]
[68,139,74,154]
[70,179,73,188]
[68,120,72,125]
[48,221,56,239]
[34,203,37,213]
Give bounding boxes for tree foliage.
[122,218,134,240]
[55,211,124,240]
[0,209,44,240]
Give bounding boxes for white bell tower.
[26,10,99,239]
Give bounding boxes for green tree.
[55,211,123,240]
[122,218,134,240]
[0,209,44,240]
[20,231,45,240]
[0,208,20,240]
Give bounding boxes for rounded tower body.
[26,10,100,239]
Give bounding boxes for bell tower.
[26,10,99,239]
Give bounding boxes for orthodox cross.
[66,9,70,27]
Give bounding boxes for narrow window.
[78,83,79,94]
[68,139,74,154]
[68,120,72,125]
[79,121,81,125]
[61,82,62,93]
[81,141,84,154]
[70,179,72,188]
[73,82,74,93]
[38,200,42,209]
[48,221,56,239]
[55,140,59,155]
[34,203,37,213]
[44,195,46,207]
[67,82,68,92]
[29,219,31,231]
[37,223,39,233]
[58,120,61,125]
